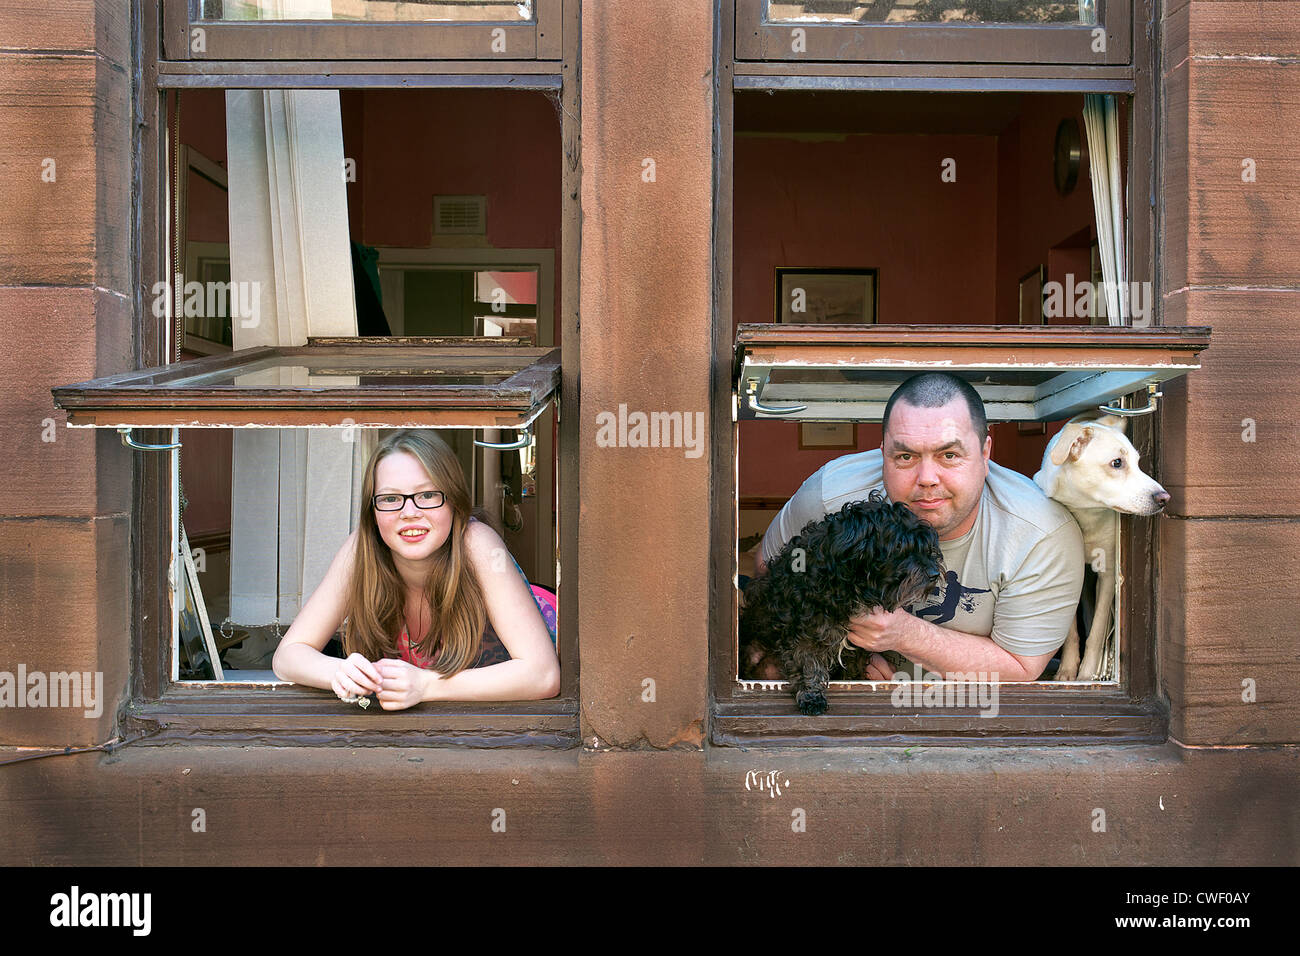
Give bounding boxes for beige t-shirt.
[760,450,1085,658]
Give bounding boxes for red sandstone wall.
[1158,0,1300,745]
[0,3,1296,867]
[578,0,713,748]
[0,0,132,747]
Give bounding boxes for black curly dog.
[739,491,944,715]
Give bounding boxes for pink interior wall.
[738,421,878,499]
[734,131,998,497]
[347,88,562,343]
[738,96,1098,499]
[352,89,560,248]
[733,132,999,331]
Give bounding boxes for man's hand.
[849,608,1057,681]
[848,608,921,681]
[862,653,898,681]
[846,606,915,654]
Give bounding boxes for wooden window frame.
[735,0,1132,67]
[711,3,1166,746]
[734,325,1210,425]
[53,340,562,428]
[162,0,563,63]
[120,0,581,746]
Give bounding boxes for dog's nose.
[1154,490,1171,507]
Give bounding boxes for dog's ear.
[1050,423,1095,466]
[1095,413,1128,433]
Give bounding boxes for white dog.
[1034,414,1171,681]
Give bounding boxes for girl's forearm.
[422,657,560,702]
[272,642,342,690]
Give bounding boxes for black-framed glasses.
[372,491,446,512]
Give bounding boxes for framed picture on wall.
[775,268,877,324]
[1018,265,1046,325]
[798,422,858,450]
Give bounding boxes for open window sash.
[734,324,1210,423]
[52,337,560,432]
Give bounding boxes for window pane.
[475,270,537,306]
[200,0,535,23]
[475,270,539,344]
[476,316,538,343]
[52,341,561,428]
[766,0,1097,25]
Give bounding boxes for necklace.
[403,602,429,655]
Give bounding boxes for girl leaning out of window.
[272,429,560,709]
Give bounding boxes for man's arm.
[847,610,1055,681]
[757,467,829,572]
[847,518,1084,681]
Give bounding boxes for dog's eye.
[1110,458,1124,469]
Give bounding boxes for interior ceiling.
[735,90,1079,136]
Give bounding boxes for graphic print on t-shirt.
[909,569,991,625]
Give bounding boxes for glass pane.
[476,315,538,343]
[200,0,535,23]
[766,0,1097,25]
[474,270,539,343]
[475,270,537,306]
[53,342,560,428]
[168,355,522,389]
[223,367,514,388]
[172,88,561,355]
[756,367,1062,420]
[747,367,1182,422]
[767,367,1059,388]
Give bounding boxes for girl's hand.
[374,658,433,710]
[331,652,382,702]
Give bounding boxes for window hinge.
[1098,382,1161,417]
[118,428,182,451]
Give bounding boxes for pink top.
[391,518,558,669]
[396,622,439,669]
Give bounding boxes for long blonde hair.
[343,430,488,676]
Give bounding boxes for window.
[54,338,560,678]
[712,5,1186,744]
[735,326,1209,427]
[735,0,1131,65]
[47,2,579,745]
[163,0,562,62]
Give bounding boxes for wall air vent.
[434,195,487,236]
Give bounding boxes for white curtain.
[224,86,374,625]
[1083,94,1127,326]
